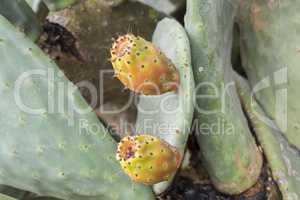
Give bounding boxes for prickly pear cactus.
[116,135,181,185]
[0,0,41,41]
[238,0,300,149]
[136,18,195,193]
[234,73,300,200]
[0,16,154,200]
[110,34,179,95]
[184,0,262,194]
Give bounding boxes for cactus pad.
[0,0,41,41]
[185,0,262,194]
[0,16,154,200]
[136,18,195,194]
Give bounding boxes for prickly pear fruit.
[110,34,180,95]
[116,135,181,185]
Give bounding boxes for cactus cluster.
[1,0,300,199]
[110,34,179,95]
[116,135,181,185]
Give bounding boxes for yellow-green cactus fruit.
[116,135,181,185]
[110,34,180,95]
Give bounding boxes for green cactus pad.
[0,0,41,41]
[0,193,17,200]
[0,16,154,200]
[135,18,195,193]
[235,73,300,200]
[238,0,300,149]
[184,0,262,194]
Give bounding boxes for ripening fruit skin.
[110,34,180,95]
[116,135,181,185]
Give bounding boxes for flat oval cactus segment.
[0,16,155,200]
[0,0,41,41]
[110,34,179,95]
[116,135,181,185]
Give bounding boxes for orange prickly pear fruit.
[116,134,181,185]
[110,34,180,95]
